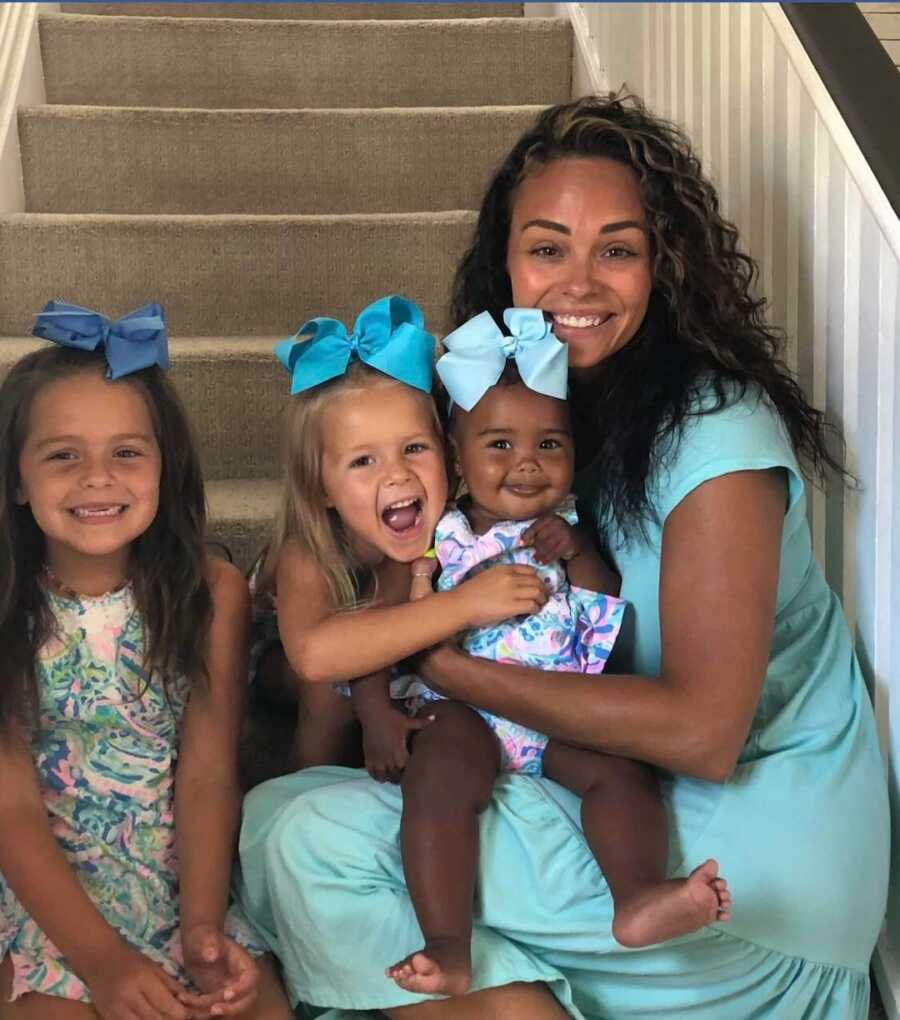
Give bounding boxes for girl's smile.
[16,372,161,594]
[320,383,448,564]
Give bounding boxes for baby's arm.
[276,539,547,685]
[0,732,194,1018]
[522,513,621,595]
[175,557,259,1016]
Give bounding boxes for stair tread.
[20,105,540,215]
[39,15,571,110]
[61,4,524,20]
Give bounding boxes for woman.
[237,95,889,1019]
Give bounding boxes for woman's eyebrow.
[520,218,645,235]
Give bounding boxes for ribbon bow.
[435,308,568,412]
[32,301,169,380]
[275,295,434,395]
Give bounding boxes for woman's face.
[506,157,653,372]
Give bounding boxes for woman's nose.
[562,255,601,298]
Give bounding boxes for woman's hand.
[181,923,259,1017]
[85,942,193,1020]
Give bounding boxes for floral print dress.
[417,502,626,774]
[0,584,263,1003]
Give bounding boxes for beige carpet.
[0,2,571,568]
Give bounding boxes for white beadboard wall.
[526,2,900,1013]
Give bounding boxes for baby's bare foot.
[612,858,731,948]
[386,937,471,996]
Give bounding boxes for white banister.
[527,3,900,1014]
[0,2,51,214]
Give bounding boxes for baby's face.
[452,382,574,534]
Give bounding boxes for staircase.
[0,2,572,569]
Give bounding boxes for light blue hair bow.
[436,308,568,412]
[32,300,169,380]
[275,295,434,395]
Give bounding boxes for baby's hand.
[521,514,590,565]
[457,564,548,627]
[181,924,259,1018]
[362,707,433,783]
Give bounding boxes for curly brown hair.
[451,93,845,537]
[0,348,211,733]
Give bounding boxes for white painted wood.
[0,2,52,214]
[549,6,900,1012]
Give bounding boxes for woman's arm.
[276,540,546,685]
[419,470,786,782]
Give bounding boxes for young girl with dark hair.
[0,303,292,1020]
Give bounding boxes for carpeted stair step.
[39,14,571,109]
[20,105,542,215]
[0,211,476,337]
[0,336,287,482]
[206,478,281,572]
[62,4,523,20]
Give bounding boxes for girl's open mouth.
[381,497,423,535]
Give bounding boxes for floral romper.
[417,501,626,775]
[0,585,263,1002]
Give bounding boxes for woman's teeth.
[553,313,607,328]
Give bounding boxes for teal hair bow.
[275,295,435,395]
[436,308,568,412]
[32,301,169,380]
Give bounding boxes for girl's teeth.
[554,314,605,328]
[73,506,124,518]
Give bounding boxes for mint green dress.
[237,388,889,1019]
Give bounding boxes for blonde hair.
[261,362,442,611]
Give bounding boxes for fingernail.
[224,988,235,1000]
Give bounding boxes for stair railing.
[526,3,900,1015]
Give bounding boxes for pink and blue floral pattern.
[418,502,625,775]
[0,585,263,1003]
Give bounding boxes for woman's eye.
[530,244,561,259]
[603,245,635,259]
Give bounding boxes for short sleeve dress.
[0,585,264,1003]
[237,387,889,1019]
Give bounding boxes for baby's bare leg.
[542,741,731,947]
[387,702,500,997]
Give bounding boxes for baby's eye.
[349,455,373,469]
[488,439,512,450]
[539,439,563,450]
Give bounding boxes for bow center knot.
[500,335,519,359]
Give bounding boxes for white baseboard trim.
[875,935,900,1020]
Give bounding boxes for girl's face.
[320,382,448,564]
[452,382,574,535]
[506,157,653,372]
[16,372,162,589]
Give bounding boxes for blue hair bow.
[436,308,568,412]
[275,295,435,395]
[32,301,169,380]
